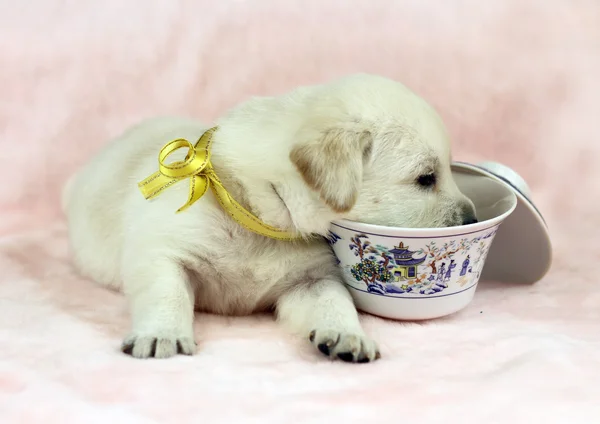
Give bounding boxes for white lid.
[452,162,552,284]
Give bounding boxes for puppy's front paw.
[309,329,380,363]
[121,334,196,359]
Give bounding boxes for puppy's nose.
[462,216,478,225]
[460,202,478,226]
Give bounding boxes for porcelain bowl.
[327,169,518,320]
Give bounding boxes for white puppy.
[63,74,476,362]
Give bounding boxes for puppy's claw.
[121,341,134,355]
[149,338,157,357]
[337,352,355,362]
[318,343,331,356]
[309,329,379,364]
[121,335,196,359]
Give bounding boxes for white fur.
[64,74,475,362]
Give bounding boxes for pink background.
[1,1,598,422]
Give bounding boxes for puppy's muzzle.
[460,202,478,225]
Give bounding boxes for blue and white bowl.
[328,168,517,320]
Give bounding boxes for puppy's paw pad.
[121,334,196,359]
[309,329,380,363]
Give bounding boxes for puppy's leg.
[120,258,196,359]
[276,279,380,363]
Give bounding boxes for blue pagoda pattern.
[389,242,426,279]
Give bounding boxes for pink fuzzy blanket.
[1,1,598,422]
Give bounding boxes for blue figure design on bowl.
[460,255,470,276]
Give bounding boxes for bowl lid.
[452,162,552,284]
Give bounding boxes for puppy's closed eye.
[416,173,436,188]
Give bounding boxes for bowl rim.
[331,191,517,238]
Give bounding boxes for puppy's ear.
[290,127,372,213]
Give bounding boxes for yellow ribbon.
[138,127,302,241]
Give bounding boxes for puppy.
[63,74,476,362]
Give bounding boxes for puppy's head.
[290,74,476,228]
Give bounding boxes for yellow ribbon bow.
[138,127,302,241]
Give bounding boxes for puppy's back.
[64,116,208,289]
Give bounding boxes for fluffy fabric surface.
[1,1,598,422]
